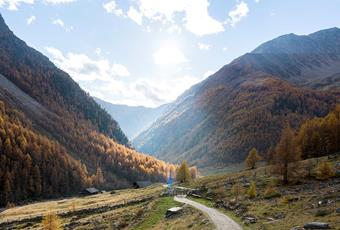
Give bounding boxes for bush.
[246,182,256,198]
[315,161,335,180]
[231,183,245,200]
[263,186,281,199]
[315,209,332,217]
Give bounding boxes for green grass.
[132,197,180,230]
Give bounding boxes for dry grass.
[0,184,163,224]
[186,156,340,230]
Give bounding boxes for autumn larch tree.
[245,148,261,169]
[41,212,62,230]
[274,125,300,185]
[176,161,191,183]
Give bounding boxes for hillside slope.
[95,97,167,139]
[133,28,340,168]
[0,14,175,206]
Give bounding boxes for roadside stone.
[290,226,304,230]
[274,212,285,219]
[303,222,330,229]
[242,215,257,224]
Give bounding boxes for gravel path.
[174,196,242,230]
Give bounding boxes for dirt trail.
[174,196,242,230]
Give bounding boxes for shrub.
[246,182,256,198]
[231,183,245,201]
[315,209,332,217]
[263,186,281,199]
[315,161,335,180]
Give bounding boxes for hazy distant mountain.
[133,28,340,168]
[0,14,171,206]
[94,97,168,139]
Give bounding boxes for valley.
[0,2,339,229]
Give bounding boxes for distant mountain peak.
[252,27,340,54]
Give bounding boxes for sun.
[153,42,188,65]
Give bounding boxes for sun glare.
[153,42,188,65]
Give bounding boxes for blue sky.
[1,0,340,107]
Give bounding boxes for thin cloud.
[26,15,36,25]
[52,18,73,32]
[127,6,143,25]
[118,0,224,36]
[103,1,123,16]
[227,1,249,27]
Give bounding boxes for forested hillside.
[133,28,340,168]
[0,14,176,207]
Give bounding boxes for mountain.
[133,28,340,168]
[94,97,168,139]
[0,15,174,206]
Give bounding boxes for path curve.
[174,196,242,230]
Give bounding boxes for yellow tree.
[245,148,261,169]
[274,125,300,185]
[247,181,256,198]
[176,161,191,183]
[42,212,62,230]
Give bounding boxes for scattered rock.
[242,215,257,224]
[290,226,303,230]
[303,222,330,229]
[274,212,285,219]
[165,207,183,218]
[318,199,333,207]
[266,217,275,221]
[336,208,340,213]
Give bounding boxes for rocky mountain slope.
[95,97,167,139]
[0,14,174,206]
[133,28,340,168]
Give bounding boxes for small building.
[81,187,100,195]
[133,181,152,189]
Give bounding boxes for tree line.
[0,100,176,207]
[244,105,339,184]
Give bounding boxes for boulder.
[165,207,183,218]
[303,222,330,229]
[242,215,257,224]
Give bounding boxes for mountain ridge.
[133,28,340,168]
[94,97,168,139]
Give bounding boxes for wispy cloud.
[0,0,34,11]
[52,18,73,32]
[26,15,36,25]
[127,6,143,25]
[103,0,224,36]
[227,1,249,27]
[44,47,198,107]
[102,0,123,16]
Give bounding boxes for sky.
[0,0,340,107]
